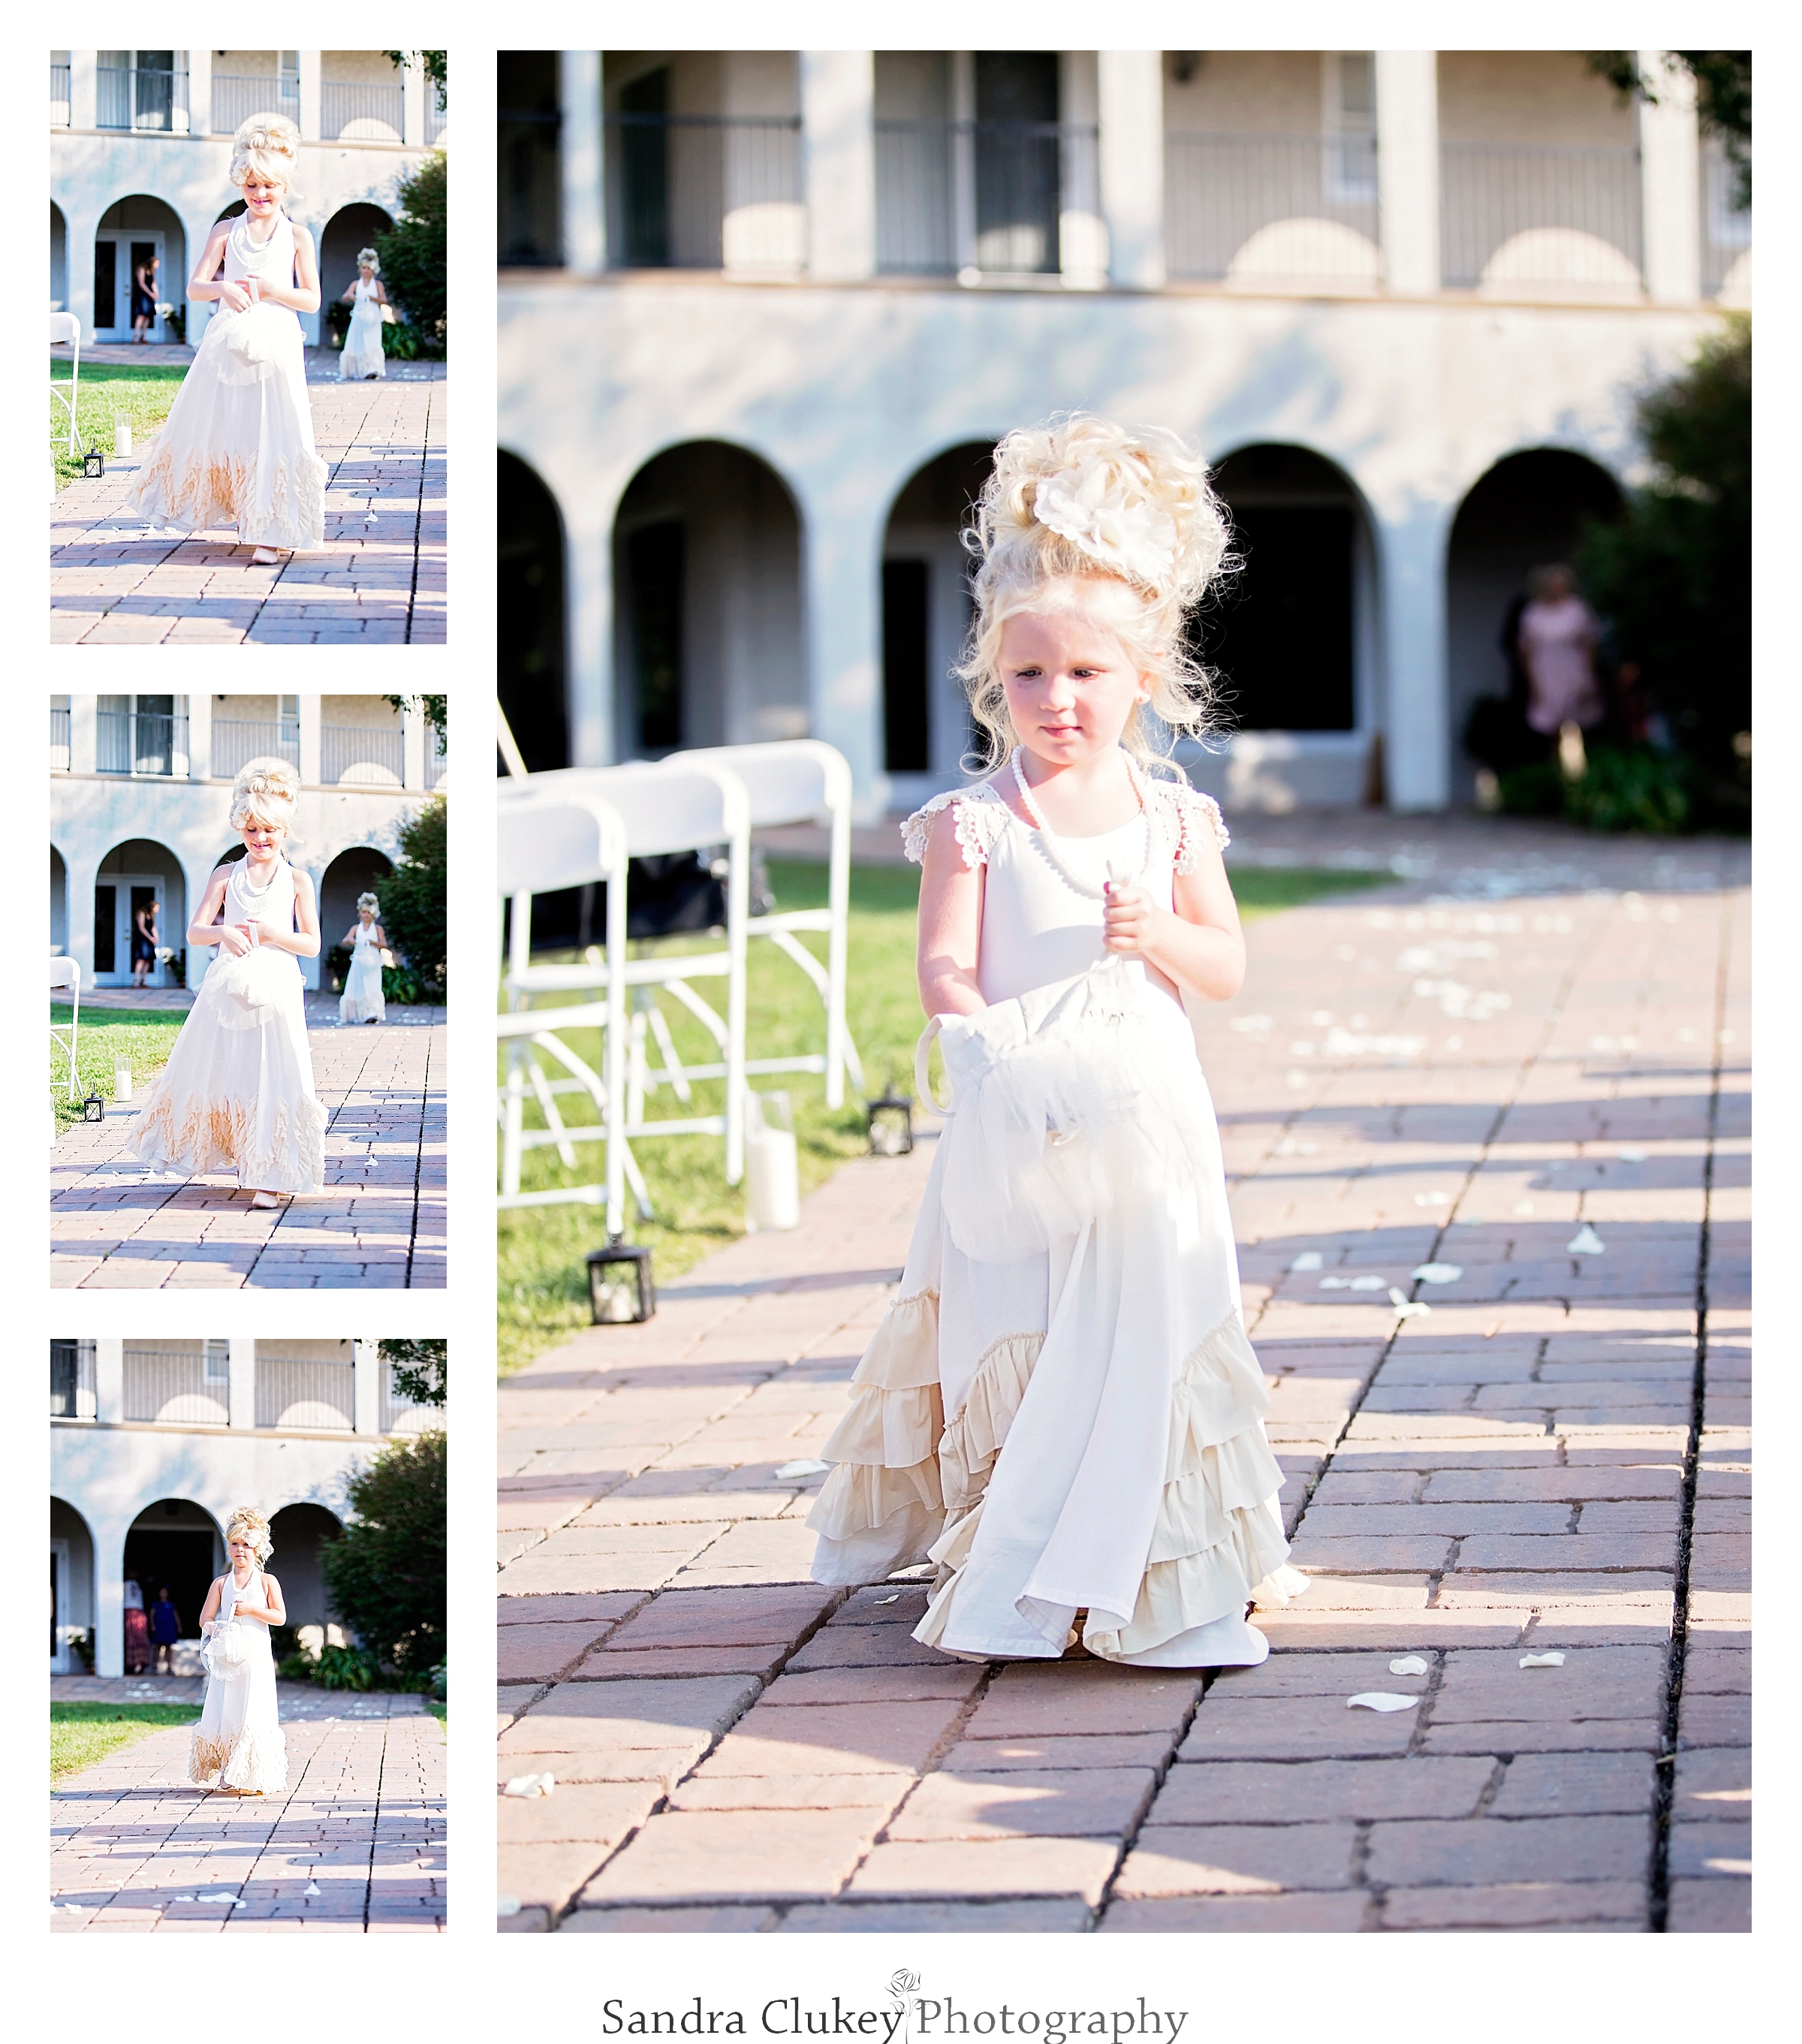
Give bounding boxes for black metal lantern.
[866,1092,915,1157]
[587,1235,655,1325]
[82,449,105,480]
[82,1091,106,1123]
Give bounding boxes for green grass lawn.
[497,857,1385,1376]
[52,1005,185,1132]
[51,1702,197,1783]
[51,358,186,490]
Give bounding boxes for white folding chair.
[50,955,81,1100]
[50,312,81,455]
[667,740,863,1108]
[499,760,752,1207]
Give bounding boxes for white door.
[93,228,167,342]
[50,1540,71,1673]
[93,872,169,987]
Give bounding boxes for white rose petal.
[1389,1289,1432,1319]
[1289,1251,1324,1272]
[1616,1148,1647,1163]
[498,1895,523,1917]
[1411,1263,1463,1284]
[1388,1656,1430,1676]
[775,1458,831,1480]
[1567,1225,1605,1256]
[1519,1651,1566,1669]
[1347,1692,1420,1712]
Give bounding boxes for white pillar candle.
[113,1063,132,1102]
[114,419,132,456]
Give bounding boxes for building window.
[1324,52,1378,205]
[50,1340,96,1421]
[499,51,562,265]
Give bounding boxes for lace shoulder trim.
[900,782,1012,868]
[1146,779,1230,873]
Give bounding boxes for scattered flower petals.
[1567,1225,1605,1256]
[873,1593,900,1605]
[1348,1692,1419,1712]
[1388,1655,1430,1676]
[1411,1263,1463,1284]
[1513,1201,1535,1215]
[1319,1276,1349,1289]
[1290,1251,1324,1271]
[1414,1192,1451,1207]
[1389,1288,1432,1319]
[1616,1148,1647,1162]
[775,1458,831,1479]
[1349,1274,1387,1292]
[502,1772,556,1799]
[497,1895,523,1917]
[303,1883,321,1896]
[1519,1651,1566,1669]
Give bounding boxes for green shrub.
[1500,746,1695,834]
[380,795,447,1002]
[375,150,447,351]
[320,1431,447,1675]
[312,1644,379,1692]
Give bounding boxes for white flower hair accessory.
[1033,460,1181,594]
[225,1508,273,1563]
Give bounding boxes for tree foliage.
[379,1338,447,1408]
[321,1431,446,1673]
[1574,318,1750,823]
[375,149,447,349]
[384,50,447,104]
[385,694,447,740]
[1587,51,1751,202]
[380,795,448,1002]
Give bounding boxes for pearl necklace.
[1009,747,1153,900]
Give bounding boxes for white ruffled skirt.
[191,1620,288,1793]
[339,941,386,1024]
[809,958,1307,1666]
[340,300,386,381]
[127,300,327,550]
[132,946,327,1195]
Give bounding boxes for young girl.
[339,247,388,381]
[191,1509,288,1797]
[132,759,326,1209]
[127,113,327,565]
[809,415,1307,1668]
[339,891,388,1025]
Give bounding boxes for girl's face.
[999,585,1152,769]
[241,817,287,859]
[229,1537,253,1568]
[360,263,375,279]
[242,175,285,219]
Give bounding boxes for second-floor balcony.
[97,704,188,776]
[322,77,405,143]
[323,724,405,786]
[209,74,300,135]
[59,1341,435,1435]
[51,60,71,125]
[98,62,189,134]
[211,716,300,782]
[1440,140,1643,293]
[875,119,1100,276]
[607,111,805,270]
[1165,130,1380,285]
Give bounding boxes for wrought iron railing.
[97,64,189,133]
[50,1340,96,1420]
[96,709,188,777]
[50,62,71,125]
[50,706,71,771]
[875,119,1098,276]
[322,725,405,787]
[210,719,300,780]
[425,92,447,146]
[605,111,804,270]
[426,731,448,788]
[1440,141,1643,291]
[209,75,299,137]
[1701,142,1751,299]
[255,1354,355,1431]
[322,79,405,143]
[1165,130,1382,284]
[381,1361,435,1435]
[123,1343,228,1426]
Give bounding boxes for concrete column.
[803,495,886,813]
[187,692,211,781]
[1058,50,1107,288]
[65,855,98,991]
[1375,50,1439,295]
[299,695,322,786]
[801,52,876,282]
[95,1339,124,1424]
[1640,52,1702,304]
[1378,507,1449,811]
[95,1527,125,1678]
[402,56,425,149]
[65,203,99,344]
[299,50,321,143]
[568,517,614,767]
[559,50,605,273]
[353,1341,381,1434]
[71,696,98,774]
[71,50,97,131]
[1098,50,1165,289]
[226,1339,256,1428]
[402,701,426,788]
[188,47,212,137]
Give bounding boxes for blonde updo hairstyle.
[225,1507,273,1563]
[357,891,381,915]
[229,113,301,194]
[958,414,1235,773]
[357,247,381,274]
[228,757,300,833]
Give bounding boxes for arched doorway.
[51,846,69,956]
[498,452,568,772]
[123,1498,224,1655]
[94,838,186,988]
[318,202,395,352]
[51,200,69,312]
[1446,448,1623,795]
[881,442,995,795]
[268,1503,345,1636]
[319,846,396,995]
[92,194,186,341]
[50,1497,95,1674]
[611,442,804,759]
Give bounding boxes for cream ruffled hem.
[189,1728,288,1795]
[134,1089,327,1196]
[131,445,327,552]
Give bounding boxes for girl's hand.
[218,279,254,314]
[218,924,255,959]
[1102,880,1162,955]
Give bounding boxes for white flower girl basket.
[202,1596,252,1677]
[209,942,294,1028]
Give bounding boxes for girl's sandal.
[250,547,284,566]
[251,1190,282,1210]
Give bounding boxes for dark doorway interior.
[93,239,117,329]
[883,559,931,772]
[623,520,685,752]
[498,51,561,265]
[93,885,116,974]
[497,452,568,774]
[975,52,1061,273]
[619,67,672,267]
[122,1529,213,1642]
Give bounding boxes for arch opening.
[50,1496,95,1675]
[268,1502,345,1640]
[51,200,69,312]
[318,202,396,349]
[125,1497,224,1657]
[51,846,69,957]
[320,846,396,992]
[498,452,568,773]
[94,838,187,988]
[93,194,186,342]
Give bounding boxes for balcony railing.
[381,1361,435,1435]
[427,731,448,789]
[50,1341,96,1421]
[1441,141,1643,292]
[425,92,447,145]
[1165,131,1381,285]
[1701,142,1751,300]
[97,709,188,777]
[210,75,300,137]
[51,62,71,125]
[256,1353,355,1431]
[323,79,404,143]
[51,705,71,771]
[875,119,1099,276]
[323,725,405,787]
[124,1343,228,1426]
[98,64,189,133]
[210,719,299,780]
[606,111,803,270]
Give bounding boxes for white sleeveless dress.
[808,771,1307,1667]
[132,858,327,1195]
[128,210,327,550]
[339,921,387,1024]
[191,1566,288,1794]
[339,274,387,381]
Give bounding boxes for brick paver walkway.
[51,1014,446,1288]
[50,357,446,644]
[52,1683,444,1931]
[496,848,1749,1933]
